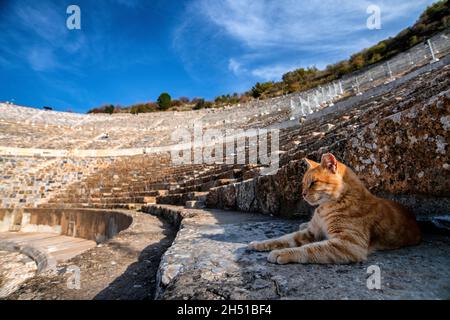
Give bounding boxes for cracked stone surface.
[145,205,450,300]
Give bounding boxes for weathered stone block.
[222,183,237,209]
[236,179,257,212]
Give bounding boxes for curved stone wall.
[0,208,132,243]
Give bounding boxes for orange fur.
[248,153,421,264]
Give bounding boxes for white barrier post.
[407,52,414,66]
[355,77,361,94]
[386,61,393,79]
[427,39,439,63]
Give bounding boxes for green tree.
[251,82,274,98]
[157,93,171,110]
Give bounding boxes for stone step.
[169,178,237,195]
[96,183,173,193]
[0,233,96,267]
[216,178,237,186]
[185,200,206,209]
[49,196,151,204]
[53,189,164,201]
[39,203,143,210]
[156,193,186,205]
[188,191,209,202]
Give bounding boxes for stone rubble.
[0,250,37,298]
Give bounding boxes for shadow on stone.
[94,218,175,300]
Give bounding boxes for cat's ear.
[303,158,319,169]
[320,153,338,174]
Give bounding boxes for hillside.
[87,0,449,114]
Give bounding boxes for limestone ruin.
[0,32,449,300]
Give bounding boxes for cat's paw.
[248,241,268,251]
[267,250,282,264]
[267,249,290,264]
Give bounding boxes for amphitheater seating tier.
[1,57,448,213]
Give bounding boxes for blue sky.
[0,0,437,113]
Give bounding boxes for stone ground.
[3,210,175,300]
[145,205,450,300]
[2,205,449,300]
[0,251,37,298]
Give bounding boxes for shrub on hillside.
[87,104,115,114]
[193,99,213,110]
[179,96,190,104]
[193,98,205,110]
[171,99,182,107]
[130,102,158,114]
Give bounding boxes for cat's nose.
[302,190,307,197]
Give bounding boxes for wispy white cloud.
[176,0,436,82]
[27,47,60,71]
[111,0,143,8]
[195,0,433,49]
[250,64,297,81]
[0,1,86,73]
[228,58,246,75]
[0,0,146,74]
[14,2,66,42]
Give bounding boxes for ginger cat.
[248,153,421,264]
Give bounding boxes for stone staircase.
[0,156,112,208]
[4,60,448,218]
[39,152,261,210]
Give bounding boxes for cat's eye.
[309,181,316,188]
